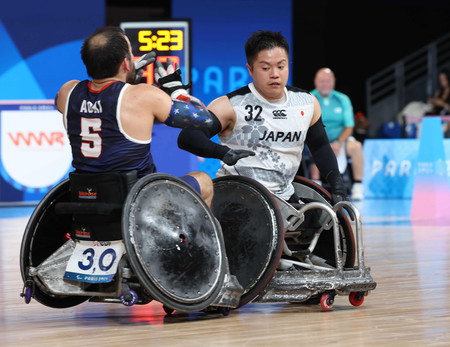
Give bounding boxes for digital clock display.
[138,30,184,51]
[120,21,191,85]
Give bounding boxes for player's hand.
[154,58,204,106]
[222,149,256,166]
[133,52,156,84]
[331,192,349,205]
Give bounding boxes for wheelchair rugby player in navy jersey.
[20,26,251,314]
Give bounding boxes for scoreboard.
[120,20,191,85]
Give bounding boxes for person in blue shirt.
[309,68,364,200]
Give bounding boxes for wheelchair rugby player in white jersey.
[173,30,376,309]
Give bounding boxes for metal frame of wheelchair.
[20,172,375,314]
[212,175,376,311]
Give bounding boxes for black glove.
[133,52,156,84]
[222,149,255,165]
[331,192,349,205]
[325,170,349,205]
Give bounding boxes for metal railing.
[365,32,450,137]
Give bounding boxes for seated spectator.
[310,68,364,200]
[353,111,370,143]
[426,69,450,116]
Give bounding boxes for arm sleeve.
[177,111,231,160]
[305,118,347,196]
[163,99,220,132]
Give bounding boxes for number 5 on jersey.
[80,117,102,158]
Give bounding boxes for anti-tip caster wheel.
[20,286,33,304]
[120,289,138,306]
[218,307,232,316]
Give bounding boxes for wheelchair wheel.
[122,173,227,313]
[20,179,89,308]
[212,176,285,307]
[292,175,356,269]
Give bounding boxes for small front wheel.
[349,292,365,307]
[320,293,334,311]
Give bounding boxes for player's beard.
[126,58,137,84]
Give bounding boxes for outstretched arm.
[154,58,220,133]
[155,59,254,164]
[177,115,255,165]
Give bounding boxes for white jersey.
[217,83,314,200]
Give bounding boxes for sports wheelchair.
[20,171,375,314]
[213,175,376,310]
[20,171,243,314]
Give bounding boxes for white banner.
[0,107,72,191]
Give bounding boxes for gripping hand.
[154,58,204,106]
[331,192,349,206]
[133,52,156,84]
[222,149,256,166]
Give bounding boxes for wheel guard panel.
[123,174,224,304]
[212,176,283,304]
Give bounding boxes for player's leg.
[345,140,364,200]
[180,171,214,206]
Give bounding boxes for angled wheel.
[123,174,226,313]
[20,179,88,308]
[212,176,285,307]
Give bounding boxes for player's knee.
[190,171,214,200]
[346,141,363,155]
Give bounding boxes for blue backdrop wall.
[0,0,104,100]
[0,1,104,203]
[0,0,292,203]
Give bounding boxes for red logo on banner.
[8,132,65,146]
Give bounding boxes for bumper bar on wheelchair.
[254,200,376,304]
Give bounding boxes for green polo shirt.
[311,89,354,142]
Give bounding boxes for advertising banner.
[0,101,72,203]
[363,139,450,198]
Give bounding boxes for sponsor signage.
[363,139,450,198]
[0,100,72,202]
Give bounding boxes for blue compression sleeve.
[164,99,221,132]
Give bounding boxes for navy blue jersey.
[65,80,156,177]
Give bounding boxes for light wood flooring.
[1,201,449,346]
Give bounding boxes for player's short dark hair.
[245,31,289,67]
[81,26,131,79]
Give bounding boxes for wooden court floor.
[0,200,449,346]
